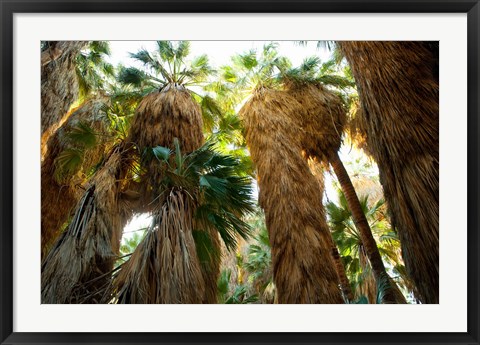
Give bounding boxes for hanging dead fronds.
[111,139,253,304]
[41,41,88,150]
[240,88,344,303]
[338,41,439,303]
[114,189,206,304]
[42,147,134,304]
[284,81,346,162]
[346,99,371,154]
[128,86,205,203]
[128,86,204,154]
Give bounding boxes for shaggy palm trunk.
[41,41,88,153]
[41,97,109,258]
[42,147,133,303]
[240,89,344,304]
[283,81,405,303]
[114,85,220,304]
[115,189,205,303]
[338,41,439,303]
[330,152,404,303]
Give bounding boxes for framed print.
[0,1,479,344]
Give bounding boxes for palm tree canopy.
[118,41,214,89]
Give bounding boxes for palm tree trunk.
[115,87,219,303]
[240,89,344,304]
[42,147,133,303]
[338,41,439,303]
[330,152,403,303]
[329,238,354,301]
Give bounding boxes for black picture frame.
[1,1,479,344]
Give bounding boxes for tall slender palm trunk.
[338,41,439,303]
[330,152,405,303]
[329,235,354,301]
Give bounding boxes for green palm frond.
[117,66,147,87]
[118,66,163,88]
[89,41,111,56]
[225,285,258,304]
[223,44,290,92]
[232,49,258,70]
[317,74,356,89]
[156,40,176,62]
[217,269,258,304]
[199,95,223,133]
[176,41,191,60]
[327,187,407,301]
[54,148,83,182]
[130,49,158,68]
[192,229,220,267]
[217,269,231,298]
[75,41,114,98]
[66,122,97,148]
[142,140,254,250]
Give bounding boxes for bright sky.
[106,40,331,70]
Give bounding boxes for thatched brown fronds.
[41,96,111,258]
[240,88,343,303]
[284,82,346,162]
[339,41,439,303]
[346,100,371,155]
[42,148,132,304]
[114,189,205,304]
[41,41,88,150]
[128,86,204,201]
[128,86,203,153]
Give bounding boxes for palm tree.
[338,41,439,303]
[240,88,343,303]
[226,44,344,303]
[91,41,253,304]
[278,56,405,303]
